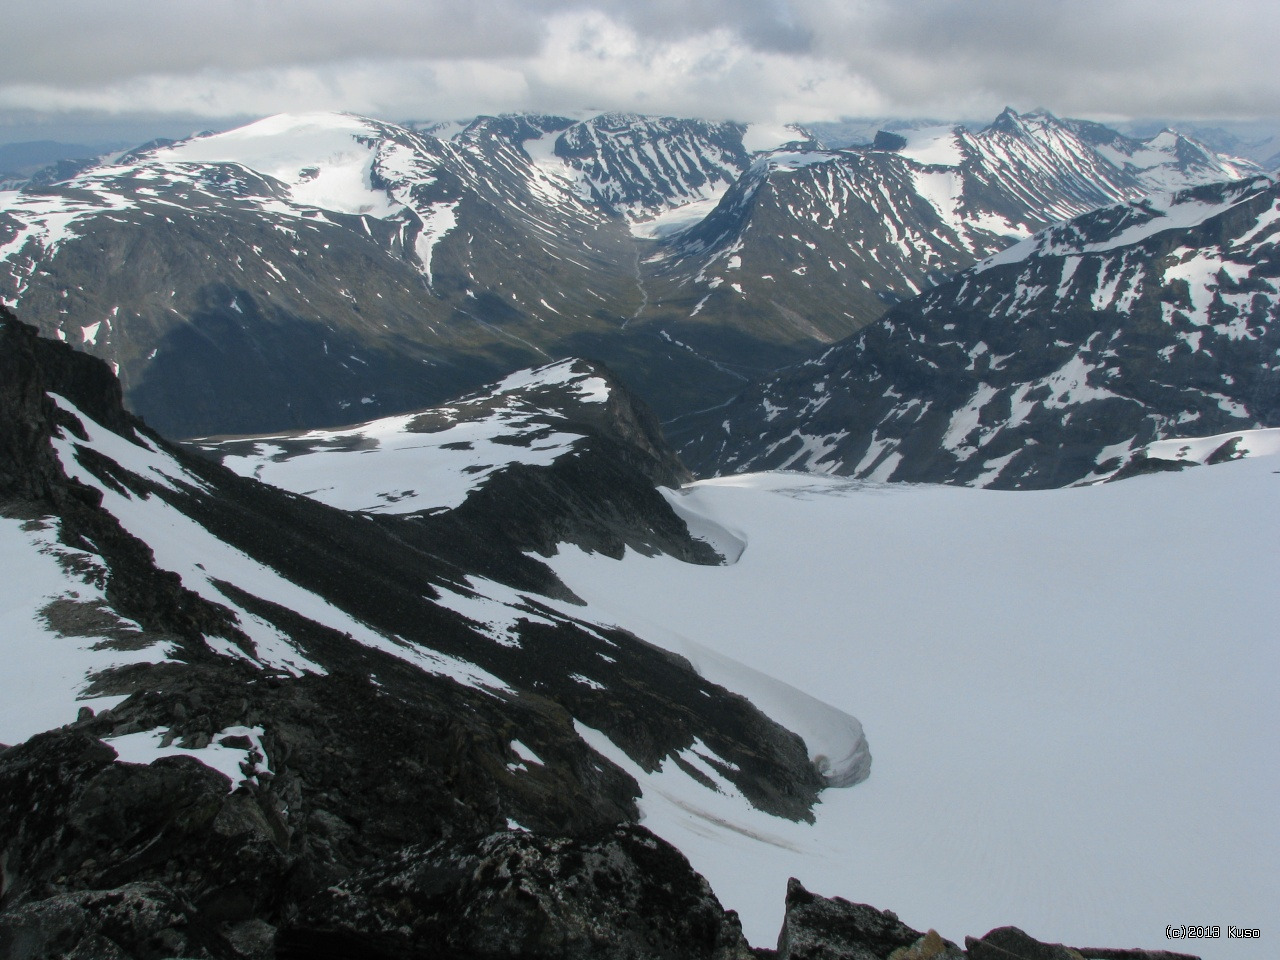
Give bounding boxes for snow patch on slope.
[0,512,173,745]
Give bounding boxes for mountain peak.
[986,106,1062,137]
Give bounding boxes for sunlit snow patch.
[201,359,610,515]
[152,112,401,217]
[629,190,727,240]
[0,512,175,745]
[1139,427,1280,465]
[105,724,271,793]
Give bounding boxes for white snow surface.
[743,123,807,153]
[204,360,606,515]
[152,112,401,217]
[628,191,726,240]
[764,150,841,172]
[206,412,579,516]
[1139,427,1280,465]
[0,512,173,744]
[106,724,270,793]
[895,125,965,167]
[545,467,1278,958]
[978,183,1270,272]
[493,359,609,401]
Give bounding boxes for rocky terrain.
[0,311,1215,958]
[676,174,1280,488]
[0,109,1257,437]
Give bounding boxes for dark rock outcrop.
[278,825,752,960]
[0,883,237,960]
[966,926,1199,960]
[777,878,962,960]
[774,882,1200,960]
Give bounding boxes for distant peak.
[985,106,1063,138]
[986,107,1027,135]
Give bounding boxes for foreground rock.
[278,825,752,960]
[774,880,1201,960]
[776,877,964,960]
[966,926,1200,960]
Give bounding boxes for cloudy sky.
[2,0,1278,143]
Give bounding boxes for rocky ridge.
[676,175,1280,488]
[0,311,823,956]
[0,109,1258,437]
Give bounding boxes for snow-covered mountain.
[0,111,655,436]
[0,108,1260,440]
[530,113,751,222]
[677,174,1280,488]
[633,109,1263,378]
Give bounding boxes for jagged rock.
[0,729,292,928]
[0,882,237,960]
[278,824,753,960]
[965,927,1201,960]
[777,878,962,960]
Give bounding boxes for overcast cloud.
[2,0,1277,137]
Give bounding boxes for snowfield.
[199,359,607,514]
[546,461,1279,959]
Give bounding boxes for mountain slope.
[0,109,1259,439]
[677,175,1280,488]
[634,109,1262,378]
[0,311,868,955]
[0,112,658,436]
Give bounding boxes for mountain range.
[1,99,1278,960]
[0,108,1259,438]
[675,174,1280,487]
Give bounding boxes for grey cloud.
[792,0,1280,118]
[588,0,815,54]
[2,1,550,86]
[2,0,1277,124]
[4,0,819,89]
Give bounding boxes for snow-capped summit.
[148,112,407,217]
